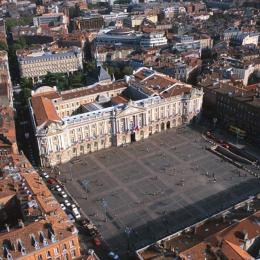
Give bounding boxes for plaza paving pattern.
[58,127,260,256]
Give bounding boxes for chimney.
[18,219,24,228]
[71,226,78,235]
[243,229,248,241]
[5,224,10,232]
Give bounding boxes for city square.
[58,126,260,256]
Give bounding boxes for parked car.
[60,191,68,198]
[71,204,77,209]
[81,221,98,236]
[68,214,75,223]
[64,200,71,207]
[47,177,58,185]
[93,236,101,247]
[72,208,81,219]
[42,172,49,179]
[108,251,119,259]
[73,212,81,220]
[56,185,62,192]
[60,203,66,210]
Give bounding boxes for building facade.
[199,78,260,142]
[17,47,83,79]
[29,67,203,166]
[33,13,69,27]
[140,32,168,48]
[0,51,13,106]
[73,15,104,31]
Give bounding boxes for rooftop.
[133,67,193,98]
[31,95,61,127]
[0,219,77,260]
[31,81,128,127]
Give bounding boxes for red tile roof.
[60,81,127,100]
[31,96,61,126]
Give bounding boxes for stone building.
[29,67,203,166]
[73,15,104,31]
[199,78,260,142]
[17,47,83,80]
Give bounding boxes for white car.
[74,213,81,219]
[56,185,62,192]
[71,204,77,209]
[72,210,81,219]
[72,208,80,215]
[60,203,66,210]
[42,172,49,179]
[60,191,68,198]
[64,200,71,207]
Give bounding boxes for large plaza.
[57,126,260,256]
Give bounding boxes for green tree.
[17,78,33,107]
[122,66,133,76]
[5,16,33,31]
[20,77,33,89]
[84,60,97,74]
[0,42,8,51]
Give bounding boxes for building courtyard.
[57,126,260,256]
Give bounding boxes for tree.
[122,66,133,76]
[20,78,33,89]
[19,87,32,107]
[0,42,8,51]
[84,61,97,74]
[16,78,33,107]
[5,16,33,31]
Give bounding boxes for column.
[48,137,53,153]
[143,113,147,126]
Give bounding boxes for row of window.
[21,57,77,64]
[37,241,76,260]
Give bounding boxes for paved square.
[58,126,260,256]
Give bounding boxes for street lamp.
[83,180,89,200]
[213,117,217,131]
[69,163,73,181]
[101,198,108,222]
[125,226,132,252]
[236,128,240,145]
[162,212,169,234]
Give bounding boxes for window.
[46,251,51,260]
[54,248,59,255]
[37,255,43,260]
[63,244,67,250]
[71,249,76,258]
[69,240,75,248]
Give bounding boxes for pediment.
[117,104,146,117]
[36,120,63,135]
